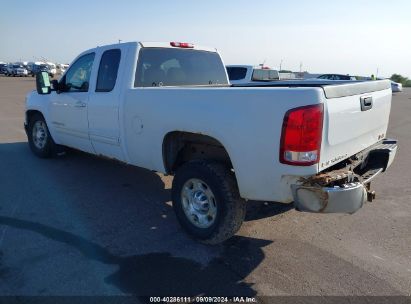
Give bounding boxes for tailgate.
[319,80,392,171]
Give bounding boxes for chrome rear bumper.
[292,139,398,214]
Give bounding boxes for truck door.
[87,48,124,161]
[49,53,95,153]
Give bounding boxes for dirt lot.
[0,76,410,298]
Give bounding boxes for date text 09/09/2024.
[149,296,257,303]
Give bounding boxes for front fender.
[25,91,58,143]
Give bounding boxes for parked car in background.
[46,62,57,78]
[26,62,35,75]
[0,63,7,75]
[376,78,403,93]
[317,74,357,81]
[56,63,69,76]
[391,81,402,92]
[14,65,29,77]
[6,63,28,77]
[6,63,14,76]
[226,65,280,85]
[29,64,50,77]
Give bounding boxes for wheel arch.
[162,131,234,175]
[26,109,45,123]
[25,109,59,145]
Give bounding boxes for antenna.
[259,59,266,68]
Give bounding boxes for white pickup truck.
[25,41,397,244]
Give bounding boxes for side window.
[63,53,95,92]
[96,49,121,92]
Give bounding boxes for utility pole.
[118,39,122,44]
[279,59,283,71]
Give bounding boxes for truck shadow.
[245,201,293,222]
[0,215,271,297]
[62,148,293,222]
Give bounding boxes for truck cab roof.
[80,41,219,58]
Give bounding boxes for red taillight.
[170,42,194,48]
[280,104,324,166]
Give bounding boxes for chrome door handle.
[74,101,87,108]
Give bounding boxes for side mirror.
[36,71,51,95]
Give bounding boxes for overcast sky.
[1,0,410,78]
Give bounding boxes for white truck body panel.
[122,86,324,202]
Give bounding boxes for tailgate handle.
[360,96,373,111]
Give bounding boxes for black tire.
[172,160,246,245]
[27,113,55,158]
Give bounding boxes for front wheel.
[172,160,246,244]
[27,113,55,158]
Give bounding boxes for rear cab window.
[134,48,228,87]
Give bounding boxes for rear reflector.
[170,42,194,48]
[280,104,324,166]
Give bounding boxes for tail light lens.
[280,104,324,166]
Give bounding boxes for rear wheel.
[27,113,55,158]
[172,160,246,244]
